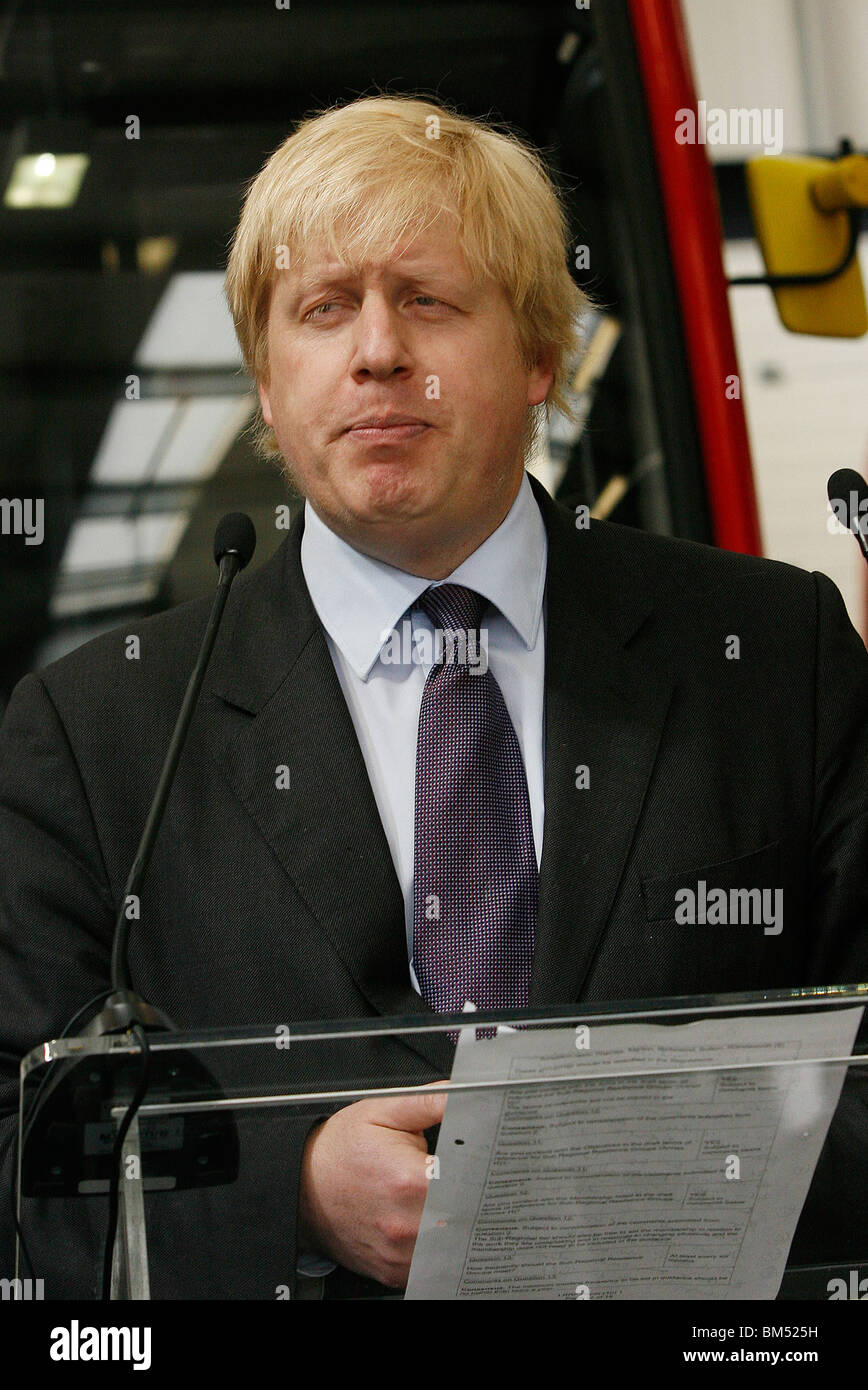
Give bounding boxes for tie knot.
[416,583,486,634]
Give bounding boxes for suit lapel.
[527,475,675,1004]
[201,508,452,1073]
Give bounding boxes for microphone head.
[828,469,868,529]
[214,512,256,569]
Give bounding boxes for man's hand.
[298,1086,448,1289]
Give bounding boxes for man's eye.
[304,295,446,319]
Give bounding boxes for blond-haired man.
[1,95,866,1299]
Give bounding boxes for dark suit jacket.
[1,473,867,1297]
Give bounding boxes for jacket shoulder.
[34,589,218,711]
[586,512,815,588]
[576,510,822,612]
[30,535,293,712]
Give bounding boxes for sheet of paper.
[405,1006,863,1300]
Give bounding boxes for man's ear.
[527,348,555,408]
[258,378,273,427]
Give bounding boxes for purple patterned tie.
[412,583,538,1021]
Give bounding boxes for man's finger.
[368,1086,449,1133]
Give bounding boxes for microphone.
[827,469,868,568]
[89,512,258,1036]
[214,510,257,575]
[15,518,255,1295]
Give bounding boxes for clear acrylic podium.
[14,986,868,1300]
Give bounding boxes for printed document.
[405,1007,863,1299]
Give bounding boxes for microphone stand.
[15,516,255,1300]
[96,544,250,1035]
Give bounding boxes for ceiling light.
[59,513,189,573]
[134,273,243,369]
[90,400,179,485]
[4,152,89,209]
[152,396,255,481]
[136,236,179,276]
[49,577,162,621]
[2,119,91,210]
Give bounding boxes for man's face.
[258,217,553,575]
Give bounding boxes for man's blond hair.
[225,93,588,463]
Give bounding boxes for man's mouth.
[345,415,429,442]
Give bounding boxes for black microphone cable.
[9,987,115,1284]
[100,1024,151,1301]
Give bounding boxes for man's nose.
[349,294,412,380]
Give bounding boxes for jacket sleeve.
[0,672,116,1295]
[805,570,868,984]
[0,671,320,1299]
[789,571,868,1269]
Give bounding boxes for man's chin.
[342,468,439,526]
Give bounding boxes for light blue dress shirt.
[300,468,548,992]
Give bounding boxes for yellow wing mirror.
[736,148,868,337]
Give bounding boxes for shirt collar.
[300,470,548,680]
